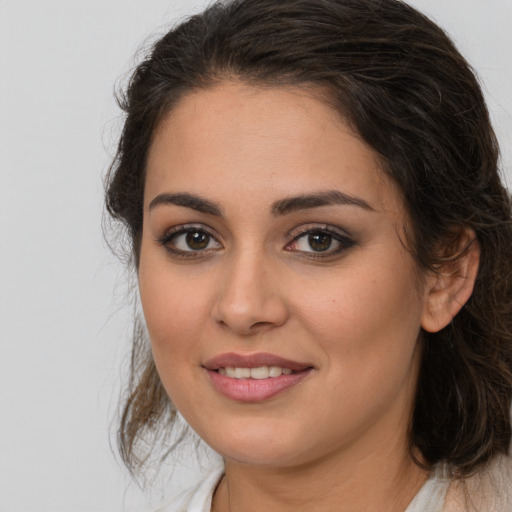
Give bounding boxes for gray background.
[1,1,511,511]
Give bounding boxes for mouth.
[217,365,294,379]
[203,352,314,402]
[203,352,312,372]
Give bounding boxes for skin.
[138,82,478,511]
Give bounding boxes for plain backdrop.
[1,1,511,511]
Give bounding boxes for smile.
[218,366,293,379]
[203,353,314,402]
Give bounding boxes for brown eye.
[308,232,332,252]
[185,231,210,250]
[286,227,355,257]
[294,231,337,253]
[160,226,222,255]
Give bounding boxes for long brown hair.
[105,0,512,476]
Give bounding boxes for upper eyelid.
[158,223,219,240]
[287,223,353,240]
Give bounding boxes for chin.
[200,419,315,468]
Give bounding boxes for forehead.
[145,81,403,216]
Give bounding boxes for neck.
[212,435,429,512]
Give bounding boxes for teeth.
[250,366,269,379]
[268,366,283,377]
[235,367,251,378]
[219,365,295,379]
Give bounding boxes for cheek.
[295,270,423,435]
[292,262,424,374]
[141,280,205,353]
[139,275,204,411]
[138,251,207,363]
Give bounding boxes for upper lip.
[203,352,313,372]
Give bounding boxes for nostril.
[214,317,275,336]
[212,280,289,334]
[252,321,273,329]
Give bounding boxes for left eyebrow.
[148,192,223,216]
[271,190,374,216]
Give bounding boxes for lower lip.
[206,369,312,402]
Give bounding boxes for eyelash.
[157,224,355,260]
[285,224,355,259]
[157,224,221,259]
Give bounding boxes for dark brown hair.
[106,0,512,476]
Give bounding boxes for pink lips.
[203,352,313,402]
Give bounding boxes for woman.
[105,0,512,510]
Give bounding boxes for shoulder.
[154,464,224,512]
[444,454,512,512]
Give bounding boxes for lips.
[203,352,312,372]
[203,352,314,402]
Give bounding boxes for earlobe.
[421,232,480,334]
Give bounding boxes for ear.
[421,230,480,333]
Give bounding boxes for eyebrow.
[271,190,374,215]
[148,193,223,216]
[148,189,373,217]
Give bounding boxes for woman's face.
[139,82,435,468]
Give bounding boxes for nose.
[212,251,289,336]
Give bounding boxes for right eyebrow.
[271,190,374,216]
[148,193,223,217]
